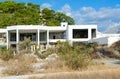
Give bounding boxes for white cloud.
[59,4,72,16]
[59,4,120,32]
[105,22,120,33]
[41,3,52,9]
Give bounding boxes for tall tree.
[41,8,75,26]
[0,1,41,28]
[0,1,74,28]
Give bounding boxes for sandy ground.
[0,74,45,79]
[0,59,120,79]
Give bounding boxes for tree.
[41,8,75,26]
[0,1,74,28]
[55,12,75,25]
[0,1,41,28]
[27,2,40,12]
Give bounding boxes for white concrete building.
[93,33,120,46]
[0,22,120,51]
[0,22,96,51]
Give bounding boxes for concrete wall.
[92,36,120,47]
[107,37,120,47]
[92,37,108,45]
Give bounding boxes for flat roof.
[6,25,66,31]
[5,24,97,31]
[0,29,6,33]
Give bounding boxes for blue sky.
[14,0,120,10]
[2,0,120,32]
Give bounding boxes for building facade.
[0,22,97,51]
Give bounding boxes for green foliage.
[0,1,41,27]
[55,42,93,70]
[19,37,32,50]
[42,8,75,26]
[0,48,14,61]
[0,45,6,49]
[0,1,74,28]
[35,49,54,59]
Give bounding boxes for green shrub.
[35,49,53,59]
[19,37,32,50]
[56,42,93,70]
[0,45,6,49]
[0,48,14,61]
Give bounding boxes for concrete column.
[46,30,49,49]
[37,29,40,49]
[16,29,19,52]
[88,28,92,40]
[6,30,9,49]
[67,27,73,46]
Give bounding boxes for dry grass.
[2,54,37,76]
[45,58,73,73]
[27,64,120,79]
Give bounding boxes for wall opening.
[73,29,88,38]
[49,32,65,39]
[20,33,36,41]
[40,32,47,41]
[10,33,16,41]
[92,29,96,38]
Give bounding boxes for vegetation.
[27,65,120,79]
[3,53,36,75]
[0,37,36,75]
[0,1,74,28]
[52,42,94,70]
[1,41,120,76]
[42,8,74,26]
[35,51,52,59]
[0,48,14,61]
[19,37,32,50]
[28,69,120,79]
[1,1,120,78]
[0,1,40,27]
[111,40,120,52]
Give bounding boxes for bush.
[35,48,54,59]
[3,54,36,75]
[56,42,93,70]
[111,40,120,52]
[19,37,32,50]
[0,48,14,61]
[0,45,6,49]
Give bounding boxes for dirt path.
[1,59,120,79]
[0,74,45,79]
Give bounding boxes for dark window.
[73,29,88,38]
[92,29,96,38]
[63,25,65,27]
[10,33,16,41]
[40,32,46,41]
[53,35,56,39]
[20,33,36,41]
